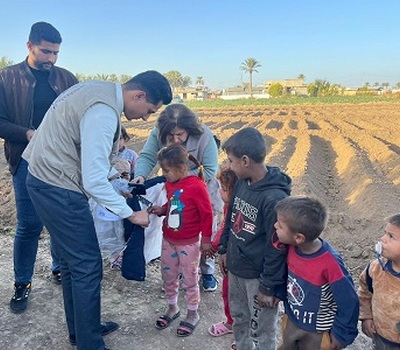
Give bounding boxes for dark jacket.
[219,166,291,297]
[0,59,78,174]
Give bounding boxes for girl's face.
[381,223,400,263]
[160,163,187,183]
[219,186,231,204]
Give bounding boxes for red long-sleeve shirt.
[162,175,213,246]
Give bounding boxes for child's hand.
[256,292,280,308]
[201,243,214,259]
[131,176,145,184]
[148,205,165,216]
[361,319,376,338]
[329,334,344,350]
[218,254,228,276]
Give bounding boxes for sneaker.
[69,321,120,345]
[202,274,218,292]
[10,282,31,313]
[52,271,62,285]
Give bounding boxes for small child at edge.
[275,196,359,350]
[358,214,400,349]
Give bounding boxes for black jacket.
[219,166,291,297]
[0,59,78,174]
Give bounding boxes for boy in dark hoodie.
[219,127,291,350]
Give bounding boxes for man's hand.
[127,210,149,227]
[219,253,228,276]
[361,319,376,338]
[256,291,280,308]
[26,129,35,141]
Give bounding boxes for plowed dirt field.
[1,102,399,349]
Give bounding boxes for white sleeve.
[80,103,133,218]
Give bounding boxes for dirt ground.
[1,102,399,349]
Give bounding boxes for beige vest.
[23,81,121,195]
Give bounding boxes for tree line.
[2,55,399,98]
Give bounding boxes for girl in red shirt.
[150,144,213,337]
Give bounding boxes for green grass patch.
[185,95,400,108]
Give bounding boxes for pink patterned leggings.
[161,238,201,310]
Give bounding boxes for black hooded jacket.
[219,166,291,297]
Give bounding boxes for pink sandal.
[207,321,233,337]
[230,341,237,350]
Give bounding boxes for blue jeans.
[12,159,60,284]
[26,172,105,350]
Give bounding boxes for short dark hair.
[29,22,62,45]
[123,70,172,106]
[222,127,267,163]
[386,213,400,228]
[157,104,203,145]
[275,196,328,241]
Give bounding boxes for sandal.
[176,320,198,337]
[230,341,237,350]
[208,321,233,337]
[155,311,181,330]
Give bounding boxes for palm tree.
[196,76,204,88]
[0,56,14,70]
[95,73,110,81]
[297,73,305,81]
[164,70,184,91]
[381,82,390,90]
[240,57,261,98]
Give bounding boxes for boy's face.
[381,223,400,262]
[274,214,296,245]
[226,152,247,179]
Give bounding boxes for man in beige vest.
[22,70,172,350]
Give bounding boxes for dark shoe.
[202,274,218,292]
[155,311,181,330]
[69,321,120,345]
[51,271,62,285]
[10,282,31,313]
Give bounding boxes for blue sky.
[1,1,399,89]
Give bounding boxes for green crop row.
[184,95,400,109]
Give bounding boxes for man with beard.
[0,21,78,313]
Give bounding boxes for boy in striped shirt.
[275,196,359,350]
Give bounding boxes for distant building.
[174,87,209,101]
[221,83,270,99]
[264,78,308,96]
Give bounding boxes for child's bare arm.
[361,319,376,338]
